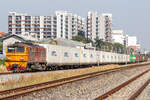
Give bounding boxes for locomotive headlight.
[20,58,24,61]
[7,57,11,60]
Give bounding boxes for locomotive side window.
[16,46,24,53]
[64,52,69,57]
[8,46,15,53]
[52,51,57,56]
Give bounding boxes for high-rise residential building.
[8,12,57,40]
[72,15,85,37]
[56,11,85,39]
[100,13,112,42]
[87,12,112,42]
[8,11,85,40]
[87,11,101,41]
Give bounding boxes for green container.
[142,56,145,61]
[130,55,136,62]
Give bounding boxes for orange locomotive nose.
[5,45,28,71]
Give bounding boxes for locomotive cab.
[5,45,28,71]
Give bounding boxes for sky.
[0,0,150,49]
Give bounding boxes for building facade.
[87,12,112,42]
[87,11,101,41]
[8,11,85,40]
[0,32,4,38]
[127,36,137,46]
[112,30,125,45]
[101,13,112,42]
[8,12,57,40]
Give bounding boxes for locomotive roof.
[10,42,41,47]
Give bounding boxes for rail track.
[0,67,124,100]
[95,69,150,100]
[128,77,150,100]
[0,72,13,75]
[0,62,150,100]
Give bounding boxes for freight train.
[5,42,148,71]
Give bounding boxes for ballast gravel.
[15,65,150,100]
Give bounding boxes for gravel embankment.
[14,65,150,100]
[135,82,150,100]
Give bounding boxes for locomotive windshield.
[7,46,24,53]
[8,46,15,53]
[16,46,24,52]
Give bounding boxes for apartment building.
[55,11,85,39]
[87,12,112,42]
[72,15,85,37]
[8,11,85,40]
[8,12,57,40]
[101,13,112,42]
[87,11,101,41]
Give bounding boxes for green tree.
[113,43,125,54]
[50,39,57,45]
[94,38,105,50]
[129,48,134,55]
[72,35,86,43]
[72,35,93,44]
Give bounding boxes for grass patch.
[0,64,121,90]
[0,59,8,72]
[0,65,8,73]
[0,59,5,65]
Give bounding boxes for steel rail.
[95,69,150,100]
[128,78,150,100]
[0,72,13,75]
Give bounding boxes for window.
[64,52,69,57]
[74,53,79,57]
[16,47,24,53]
[51,51,57,56]
[8,46,15,53]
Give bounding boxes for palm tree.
[94,38,105,50]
